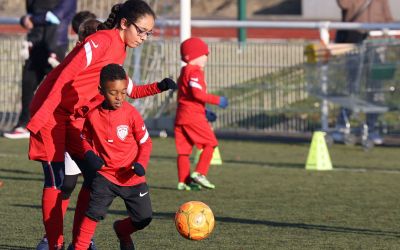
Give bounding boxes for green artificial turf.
[0,137,399,249]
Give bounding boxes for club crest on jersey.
[116,125,129,141]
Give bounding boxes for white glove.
[48,53,60,68]
[20,41,32,60]
[45,11,60,25]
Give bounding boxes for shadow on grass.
[215,216,400,238]
[0,244,34,249]
[152,155,400,172]
[151,154,304,169]
[0,168,41,175]
[14,204,400,238]
[333,165,400,173]
[148,185,177,191]
[153,212,400,238]
[0,175,43,182]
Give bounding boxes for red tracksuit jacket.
[175,64,221,125]
[27,28,160,135]
[82,102,152,186]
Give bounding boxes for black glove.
[132,162,145,176]
[84,150,104,171]
[157,78,177,91]
[205,108,217,122]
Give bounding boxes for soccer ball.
[175,201,215,240]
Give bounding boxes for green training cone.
[193,146,223,165]
[305,131,333,171]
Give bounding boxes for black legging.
[60,157,97,199]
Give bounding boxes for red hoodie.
[82,102,152,186]
[175,64,220,125]
[27,28,160,134]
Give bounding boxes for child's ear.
[98,86,104,95]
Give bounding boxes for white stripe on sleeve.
[84,42,92,68]
[140,129,149,144]
[127,78,134,96]
[189,81,202,90]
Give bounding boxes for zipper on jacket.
[107,110,113,143]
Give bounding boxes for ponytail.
[98,0,156,31]
[97,3,122,30]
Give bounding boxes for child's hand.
[132,162,145,176]
[157,78,177,91]
[84,150,104,171]
[219,96,228,109]
[205,108,217,122]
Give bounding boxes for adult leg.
[19,62,40,127]
[19,44,50,127]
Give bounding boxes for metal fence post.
[319,22,330,131]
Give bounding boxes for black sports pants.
[86,173,152,224]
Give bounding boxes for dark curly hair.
[97,0,156,30]
[100,64,127,89]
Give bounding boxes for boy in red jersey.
[74,64,152,250]
[175,37,228,191]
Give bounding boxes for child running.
[74,64,152,250]
[175,37,228,191]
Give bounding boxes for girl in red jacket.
[74,64,152,250]
[26,1,176,249]
[175,37,228,191]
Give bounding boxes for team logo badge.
[116,125,129,141]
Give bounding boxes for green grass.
[1,137,400,249]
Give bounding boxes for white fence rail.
[1,19,400,136]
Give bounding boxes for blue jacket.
[26,0,77,48]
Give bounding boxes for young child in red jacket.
[74,64,152,250]
[175,37,229,191]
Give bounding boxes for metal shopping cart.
[305,37,400,149]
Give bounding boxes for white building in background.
[302,0,400,21]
